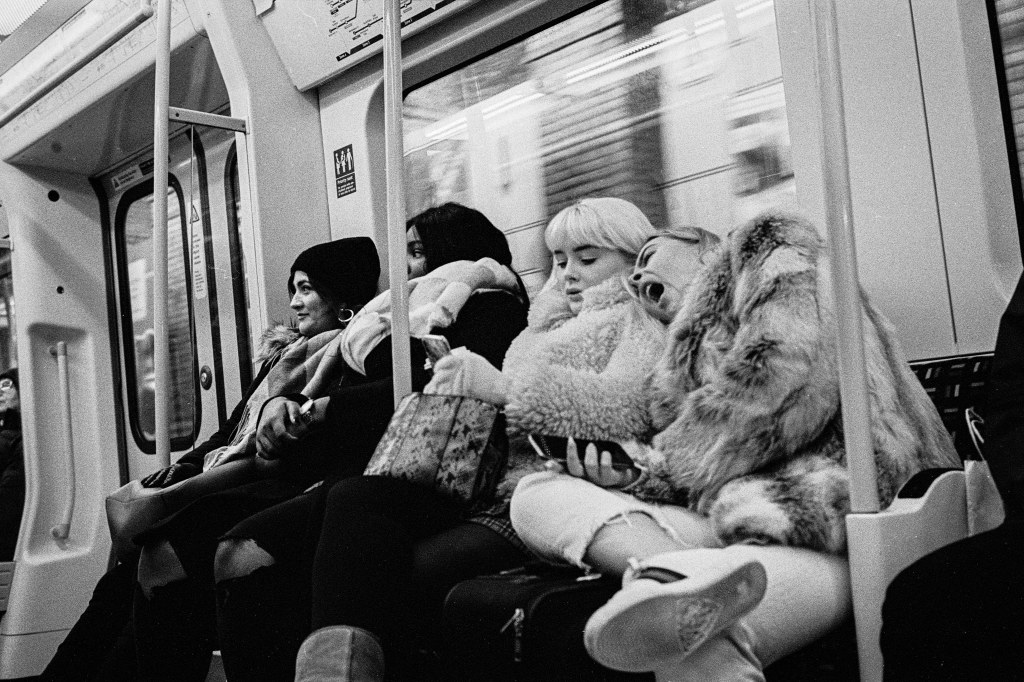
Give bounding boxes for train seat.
[766,354,993,679]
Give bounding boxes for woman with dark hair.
[407,202,513,276]
[211,204,532,682]
[132,203,528,681]
[42,237,380,682]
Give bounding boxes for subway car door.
[97,124,251,482]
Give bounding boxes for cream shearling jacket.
[494,276,669,506]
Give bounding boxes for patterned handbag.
[364,393,508,507]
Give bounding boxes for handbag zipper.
[500,607,526,662]
[494,573,602,668]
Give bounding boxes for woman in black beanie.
[42,237,380,682]
[131,204,529,682]
[143,236,382,488]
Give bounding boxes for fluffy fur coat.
[650,212,959,553]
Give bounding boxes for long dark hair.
[407,203,514,270]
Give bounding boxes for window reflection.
[404,0,793,292]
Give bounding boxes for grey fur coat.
[650,212,959,553]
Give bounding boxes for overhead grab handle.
[0,0,155,129]
[168,107,247,133]
[49,342,76,542]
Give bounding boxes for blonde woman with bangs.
[430,197,673,515]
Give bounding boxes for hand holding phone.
[528,434,641,489]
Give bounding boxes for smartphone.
[420,335,452,366]
[527,434,638,471]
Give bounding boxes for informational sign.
[260,0,477,91]
[334,145,357,198]
[190,227,208,300]
[110,164,143,193]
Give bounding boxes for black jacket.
[174,359,279,471]
[180,290,529,486]
[985,273,1024,520]
[0,411,23,561]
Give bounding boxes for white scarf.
[339,257,521,375]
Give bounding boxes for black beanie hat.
[288,237,381,308]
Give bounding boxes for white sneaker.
[583,550,767,672]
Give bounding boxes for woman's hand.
[561,437,640,489]
[140,462,200,488]
[427,349,510,405]
[255,397,306,460]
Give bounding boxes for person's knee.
[137,540,186,599]
[325,476,390,516]
[509,471,564,533]
[214,538,276,584]
[584,511,685,574]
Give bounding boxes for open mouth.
[642,281,665,303]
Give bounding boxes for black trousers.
[217,476,525,682]
[132,477,308,682]
[40,560,137,682]
[880,519,1024,681]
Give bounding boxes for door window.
[225,146,253,391]
[114,178,199,451]
[0,247,14,372]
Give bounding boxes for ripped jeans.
[510,470,722,568]
[510,471,851,682]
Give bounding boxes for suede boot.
[584,549,767,672]
[294,625,385,682]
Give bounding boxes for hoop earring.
[337,308,355,323]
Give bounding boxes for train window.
[114,178,199,451]
[0,248,14,371]
[992,0,1024,239]
[225,146,253,391]
[404,0,793,291]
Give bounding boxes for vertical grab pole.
[153,0,172,465]
[383,0,412,407]
[50,342,75,541]
[812,0,879,513]
[812,1,884,679]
